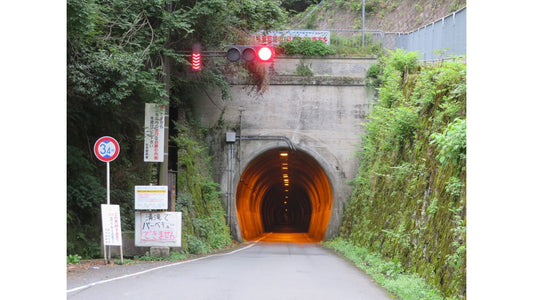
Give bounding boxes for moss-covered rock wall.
[176,121,233,254]
[340,50,466,298]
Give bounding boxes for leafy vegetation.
[67,0,288,258]
[176,122,233,254]
[279,37,336,56]
[340,49,466,298]
[67,254,82,264]
[324,238,448,300]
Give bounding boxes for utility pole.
[362,0,366,48]
[159,1,171,211]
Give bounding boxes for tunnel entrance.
[236,148,332,242]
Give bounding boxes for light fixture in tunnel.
[280,152,288,157]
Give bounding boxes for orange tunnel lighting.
[236,148,332,242]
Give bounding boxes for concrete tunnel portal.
[235,148,333,242]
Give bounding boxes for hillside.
[291,0,466,32]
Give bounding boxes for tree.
[67,0,288,257]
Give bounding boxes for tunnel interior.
[236,148,332,242]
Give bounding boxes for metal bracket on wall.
[237,135,296,152]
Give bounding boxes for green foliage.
[67,254,82,264]
[430,118,466,166]
[295,61,314,76]
[281,0,320,14]
[67,0,287,258]
[324,238,448,300]
[330,33,384,56]
[344,50,466,298]
[134,251,189,262]
[279,38,336,56]
[176,123,232,254]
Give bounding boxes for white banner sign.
[135,185,168,210]
[101,204,122,246]
[253,30,331,45]
[144,103,165,162]
[135,211,182,247]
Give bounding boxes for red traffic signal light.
[225,45,274,63]
[257,46,273,62]
[192,44,201,71]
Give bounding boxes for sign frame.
[143,103,166,162]
[135,211,182,247]
[135,185,168,210]
[101,204,124,263]
[94,136,120,162]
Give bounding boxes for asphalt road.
[67,234,393,300]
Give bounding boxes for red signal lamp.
[257,46,273,62]
[192,44,201,71]
[192,53,201,71]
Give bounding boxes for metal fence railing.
[324,7,466,61]
[393,7,466,61]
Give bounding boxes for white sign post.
[144,103,165,162]
[94,136,123,263]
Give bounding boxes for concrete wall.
[191,56,377,240]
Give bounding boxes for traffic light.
[225,45,274,63]
[191,44,201,71]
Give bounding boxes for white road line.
[67,242,258,294]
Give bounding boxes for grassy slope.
[334,50,466,299]
[292,0,466,32]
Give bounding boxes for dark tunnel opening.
[260,185,312,233]
[236,148,332,242]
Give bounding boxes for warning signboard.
[101,204,122,246]
[144,103,165,162]
[135,185,168,210]
[134,211,181,247]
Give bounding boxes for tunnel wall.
[191,56,377,241]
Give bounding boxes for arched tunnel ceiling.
[236,148,333,242]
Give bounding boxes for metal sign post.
[94,136,123,264]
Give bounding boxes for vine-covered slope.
[340,50,466,298]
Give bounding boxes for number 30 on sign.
[94,136,120,162]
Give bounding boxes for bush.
[67,254,82,264]
[430,118,466,166]
[279,38,336,56]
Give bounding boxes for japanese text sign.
[101,204,122,246]
[135,212,182,247]
[252,30,331,45]
[144,103,165,162]
[135,185,168,210]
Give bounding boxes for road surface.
[67,233,393,300]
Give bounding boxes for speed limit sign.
[94,136,120,162]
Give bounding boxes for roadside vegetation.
[323,238,448,299]
[67,0,288,259]
[68,5,465,299]
[330,49,466,299]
